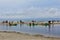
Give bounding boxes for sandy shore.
[0,31,59,40]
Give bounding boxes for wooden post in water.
[52,20,54,24]
[48,21,51,24]
[5,20,8,23]
[48,21,51,31]
[20,20,22,24]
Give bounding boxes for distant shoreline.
[1,20,60,25]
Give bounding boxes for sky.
[0,0,60,18]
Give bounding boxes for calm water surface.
[0,23,60,37]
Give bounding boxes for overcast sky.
[0,0,60,18]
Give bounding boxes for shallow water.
[0,23,60,37]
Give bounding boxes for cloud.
[0,0,60,18]
[21,7,60,18]
[0,7,60,18]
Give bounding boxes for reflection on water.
[48,24,51,32]
[0,23,60,37]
